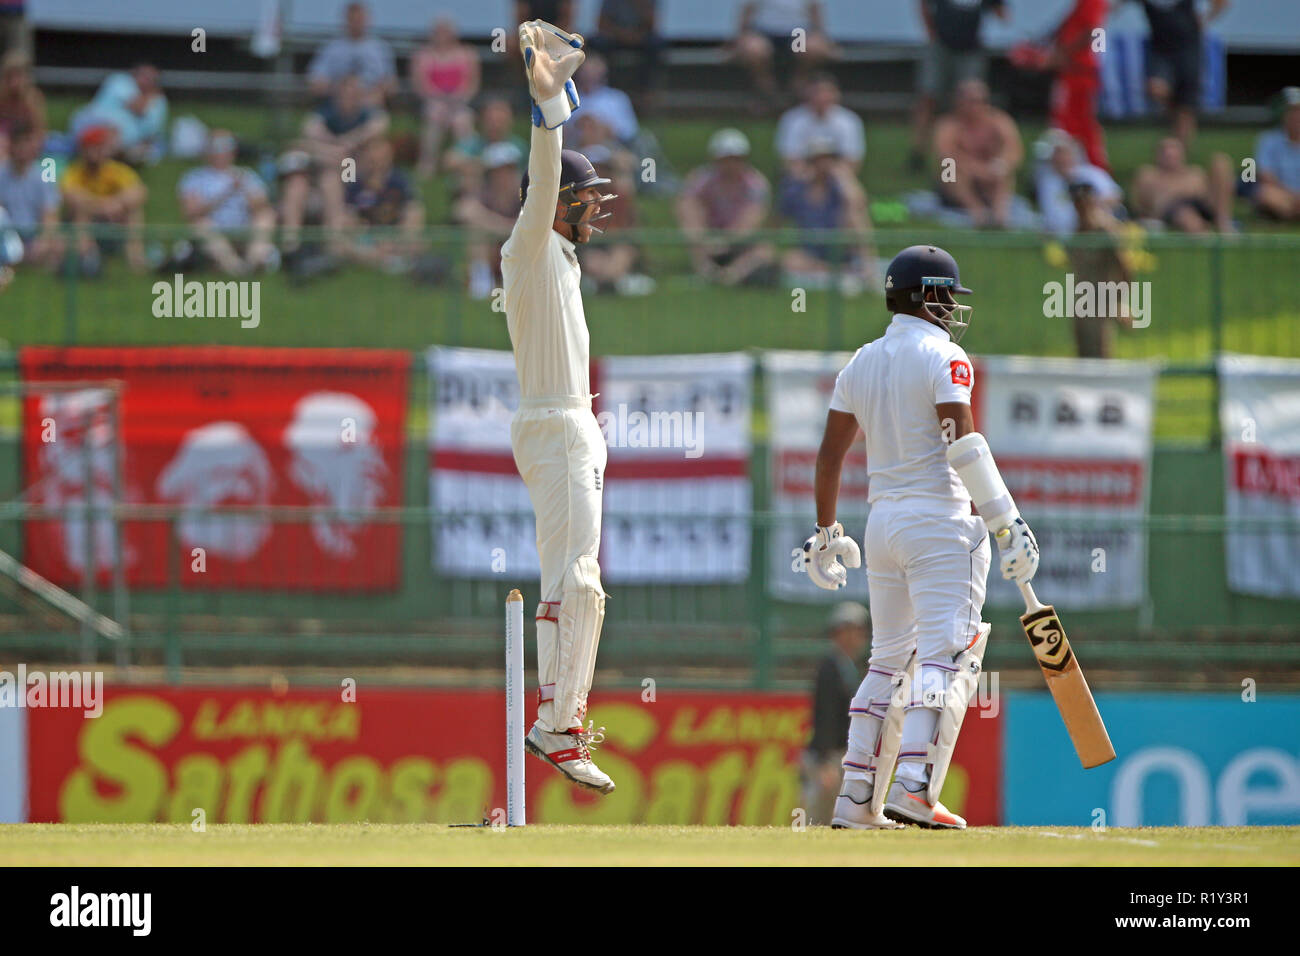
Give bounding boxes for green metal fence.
[1,227,1298,686]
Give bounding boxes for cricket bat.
[1018,581,1116,768]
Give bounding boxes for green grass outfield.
[2,823,1297,866]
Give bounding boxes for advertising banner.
[1219,354,1300,599]
[975,356,1155,609]
[764,350,865,602]
[20,347,410,591]
[26,686,1000,826]
[598,353,752,583]
[1004,693,1300,826]
[427,348,753,583]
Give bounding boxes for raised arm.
[512,20,586,250]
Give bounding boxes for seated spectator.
[453,140,523,298]
[577,144,654,296]
[675,127,775,287]
[1249,87,1300,223]
[777,136,877,293]
[340,136,424,271]
[1035,129,1122,237]
[0,49,44,162]
[776,73,864,174]
[589,0,664,112]
[70,63,167,165]
[61,125,148,274]
[410,16,479,180]
[933,78,1022,227]
[300,75,389,239]
[733,0,836,109]
[910,0,1007,171]
[1131,136,1232,233]
[442,97,527,191]
[177,129,276,276]
[308,1,396,107]
[0,120,61,268]
[569,53,637,148]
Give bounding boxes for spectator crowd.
[2,0,1298,309]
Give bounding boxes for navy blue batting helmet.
[519,149,612,211]
[885,244,973,342]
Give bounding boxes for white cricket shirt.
[830,313,974,510]
[501,124,592,401]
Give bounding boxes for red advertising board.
[20,347,409,590]
[26,686,1001,826]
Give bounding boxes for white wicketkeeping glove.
[519,20,585,129]
[995,516,1040,584]
[802,522,861,591]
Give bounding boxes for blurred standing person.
[0,49,44,161]
[933,78,1023,228]
[733,0,836,110]
[0,0,29,58]
[776,72,865,174]
[1124,0,1228,144]
[506,22,619,793]
[590,0,663,112]
[909,0,1008,173]
[411,17,480,180]
[1042,0,1110,171]
[308,2,396,107]
[676,127,775,287]
[507,1,577,57]
[70,63,168,165]
[1066,180,1133,358]
[801,602,870,826]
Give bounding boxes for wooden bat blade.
[1021,604,1116,768]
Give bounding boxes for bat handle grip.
[1018,581,1047,613]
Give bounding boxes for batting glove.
[803,522,862,591]
[996,516,1040,584]
[519,20,585,128]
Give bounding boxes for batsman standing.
[504,21,618,793]
[804,245,1041,828]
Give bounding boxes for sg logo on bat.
[1021,609,1074,672]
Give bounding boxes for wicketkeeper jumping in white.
[505,21,618,794]
[806,244,1041,829]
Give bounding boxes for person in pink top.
[411,17,480,179]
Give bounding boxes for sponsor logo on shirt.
[950,360,971,386]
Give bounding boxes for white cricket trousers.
[842,498,991,785]
[510,396,607,732]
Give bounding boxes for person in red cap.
[1044,0,1110,172]
[61,124,148,274]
